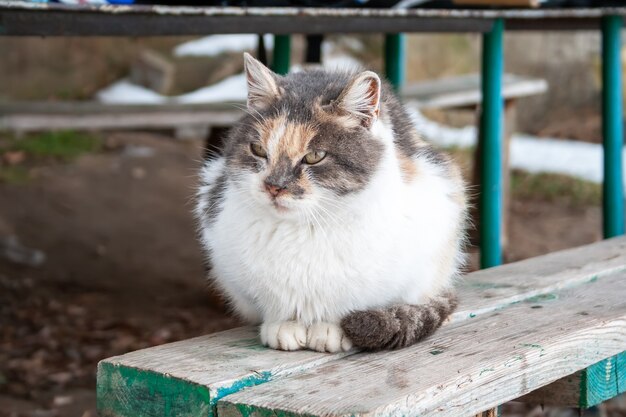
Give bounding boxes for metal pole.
[601,15,625,238]
[479,18,505,268]
[384,33,405,92]
[272,35,291,75]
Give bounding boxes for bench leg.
[601,15,624,239]
[272,35,291,75]
[305,34,324,64]
[478,18,505,269]
[384,33,405,92]
[475,407,498,417]
[471,99,514,256]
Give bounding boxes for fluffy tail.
[340,290,458,350]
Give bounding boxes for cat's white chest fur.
[200,144,462,326]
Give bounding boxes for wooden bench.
[0,102,242,139]
[0,74,546,136]
[97,237,626,417]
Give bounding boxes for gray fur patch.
[341,289,458,350]
[204,174,227,226]
[307,121,384,195]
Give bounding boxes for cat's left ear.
[243,52,282,109]
[336,71,381,129]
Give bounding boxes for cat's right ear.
[335,71,381,129]
[243,52,281,109]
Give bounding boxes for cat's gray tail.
[340,290,458,350]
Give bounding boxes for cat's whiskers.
[311,203,343,231]
[230,103,267,128]
[305,204,330,243]
[315,194,352,214]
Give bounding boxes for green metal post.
[601,15,625,238]
[272,35,291,75]
[479,18,505,269]
[384,33,405,92]
[584,17,626,408]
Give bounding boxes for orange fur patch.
[398,154,418,183]
[258,115,318,162]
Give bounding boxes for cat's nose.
[264,182,286,197]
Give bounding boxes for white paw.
[260,321,307,351]
[307,322,353,353]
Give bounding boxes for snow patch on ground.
[177,73,247,104]
[408,107,625,188]
[174,34,274,57]
[97,53,362,105]
[96,80,167,105]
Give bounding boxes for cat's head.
[224,53,388,218]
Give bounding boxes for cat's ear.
[336,71,381,129]
[243,52,281,109]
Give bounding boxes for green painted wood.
[618,352,626,393]
[601,15,625,239]
[479,18,505,268]
[96,328,350,417]
[384,33,405,92]
[579,351,626,408]
[272,35,291,75]
[97,362,212,417]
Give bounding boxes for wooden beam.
[4,2,626,37]
[402,74,547,110]
[0,102,243,133]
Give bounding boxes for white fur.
[339,71,381,125]
[307,322,353,353]
[196,118,465,352]
[260,321,307,351]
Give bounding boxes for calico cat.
[195,53,467,352]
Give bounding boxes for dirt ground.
[0,131,614,417]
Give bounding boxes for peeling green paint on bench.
[97,362,212,417]
[580,351,626,408]
[95,327,355,417]
[97,361,274,417]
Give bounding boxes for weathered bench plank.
[97,327,351,417]
[0,102,242,133]
[96,237,626,417]
[402,74,547,110]
[218,271,626,417]
[519,353,626,408]
[452,236,626,322]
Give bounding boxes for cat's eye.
[302,151,327,165]
[250,143,267,158]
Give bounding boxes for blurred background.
[0,31,624,416]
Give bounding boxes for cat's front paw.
[307,322,353,353]
[260,321,307,351]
